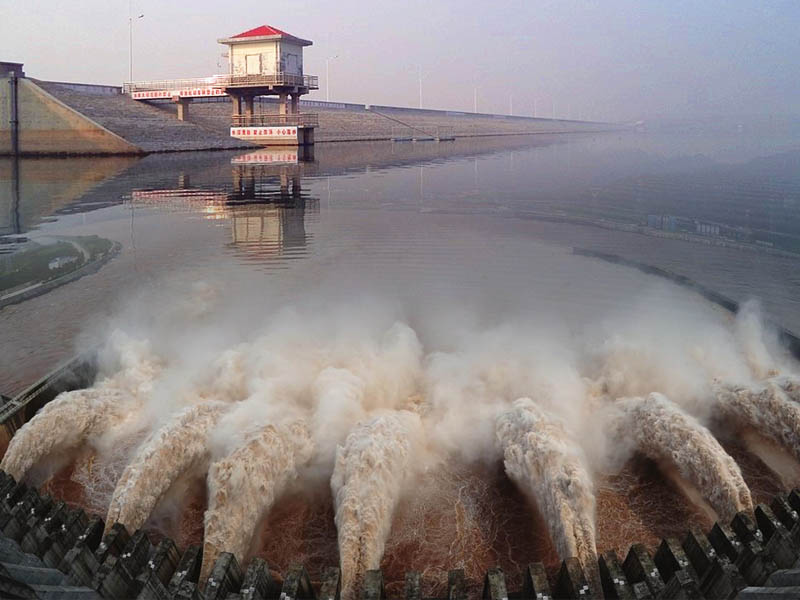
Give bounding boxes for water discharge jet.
[105,400,229,534]
[609,393,752,521]
[496,398,598,583]
[0,389,136,482]
[714,382,800,466]
[201,419,314,583]
[332,410,423,600]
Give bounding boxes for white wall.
[279,42,304,76]
[230,41,280,76]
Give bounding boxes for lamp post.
[128,1,144,82]
[325,55,338,102]
[418,66,423,109]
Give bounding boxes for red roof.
[232,25,293,39]
[219,24,312,46]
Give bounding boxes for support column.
[280,171,289,196]
[289,93,299,114]
[231,94,242,118]
[278,93,288,116]
[244,95,255,118]
[176,98,191,121]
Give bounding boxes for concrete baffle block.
[62,541,101,587]
[93,530,152,599]
[654,537,699,584]
[756,504,800,569]
[2,481,28,510]
[708,523,744,563]
[599,550,634,600]
[630,580,654,599]
[700,558,747,599]
[137,537,180,590]
[786,489,800,514]
[770,495,799,532]
[204,552,242,600]
[554,557,591,599]
[362,569,385,600]
[240,556,272,600]
[732,511,765,545]
[319,566,341,600]
[708,520,776,586]
[623,543,665,598]
[3,487,41,542]
[482,567,508,600]
[137,571,172,600]
[683,528,745,598]
[683,528,718,579]
[173,579,202,600]
[167,544,203,596]
[94,554,135,598]
[521,563,551,600]
[95,522,130,565]
[21,500,66,556]
[118,529,152,581]
[404,571,421,600]
[47,509,92,571]
[448,569,466,600]
[660,569,703,599]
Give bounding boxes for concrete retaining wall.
[0,77,142,155]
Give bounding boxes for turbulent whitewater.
[4,295,800,596]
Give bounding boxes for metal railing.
[124,77,221,93]
[219,73,318,90]
[232,113,319,127]
[124,73,319,94]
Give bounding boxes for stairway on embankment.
[36,81,254,153]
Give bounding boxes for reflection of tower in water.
[226,149,319,262]
[128,149,319,264]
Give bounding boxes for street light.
[326,55,338,102]
[128,1,144,82]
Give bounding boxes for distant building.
[646,214,677,231]
[0,62,25,78]
[695,221,720,236]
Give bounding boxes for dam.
[1,58,620,156]
[0,357,800,598]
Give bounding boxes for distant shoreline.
[573,247,800,360]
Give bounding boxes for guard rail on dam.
[2,362,800,598]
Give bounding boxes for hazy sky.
[2,0,798,121]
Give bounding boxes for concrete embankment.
[0,77,141,155]
[154,95,621,143]
[2,77,622,155]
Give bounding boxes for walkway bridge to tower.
[124,73,319,146]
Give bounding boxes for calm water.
[1,126,800,396]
